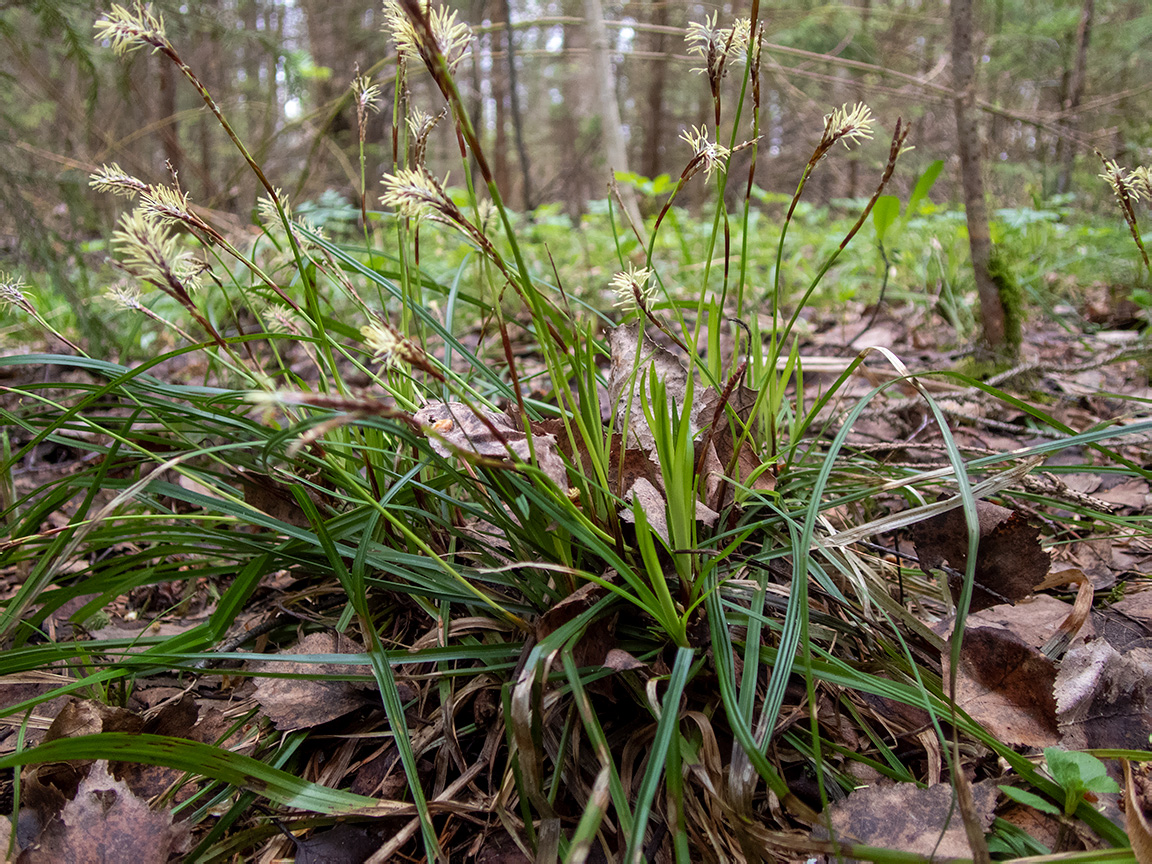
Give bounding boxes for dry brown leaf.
[912,500,1050,613]
[473,829,533,864]
[695,380,774,505]
[1094,478,1151,511]
[618,476,670,541]
[17,761,187,864]
[996,802,1062,852]
[812,780,998,859]
[1124,760,1152,864]
[1064,537,1114,581]
[239,470,312,528]
[414,401,569,489]
[250,632,375,732]
[1055,640,1152,750]
[1111,586,1152,632]
[607,323,690,454]
[20,698,146,828]
[89,616,212,647]
[293,822,387,864]
[536,582,614,668]
[603,648,645,671]
[945,625,1060,748]
[958,594,1090,647]
[1060,473,1103,495]
[616,460,720,539]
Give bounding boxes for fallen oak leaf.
[607,323,691,455]
[536,581,614,668]
[250,632,380,732]
[945,625,1060,748]
[694,367,774,509]
[811,780,998,860]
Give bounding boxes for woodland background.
[2,0,1151,323]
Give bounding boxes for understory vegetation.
[1,3,1152,863]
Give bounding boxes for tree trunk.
[491,24,511,201]
[1055,0,1094,195]
[582,0,643,232]
[157,53,182,180]
[642,2,669,181]
[951,0,1009,352]
[499,0,533,211]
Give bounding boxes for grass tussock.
[1,3,1150,862]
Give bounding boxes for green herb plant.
[1001,747,1120,819]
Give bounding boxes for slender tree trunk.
[1055,0,1093,194]
[499,0,533,211]
[468,0,486,189]
[847,0,872,199]
[157,54,182,179]
[491,26,511,198]
[558,2,591,222]
[951,0,1008,351]
[642,2,669,181]
[582,0,643,232]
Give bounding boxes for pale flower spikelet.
[89,163,150,199]
[680,125,731,182]
[140,183,211,232]
[1097,150,1151,271]
[113,210,200,291]
[1099,157,1141,203]
[383,0,471,73]
[352,73,382,116]
[822,103,875,152]
[256,189,292,228]
[685,13,750,78]
[361,322,422,370]
[94,2,169,56]
[381,167,470,234]
[407,105,447,166]
[0,272,28,309]
[107,284,143,311]
[1132,166,1152,202]
[611,265,655,311]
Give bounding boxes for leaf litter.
[6,280,1152,860]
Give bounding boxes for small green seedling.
[1045,747,1120,816]
[1000,747,1119,818]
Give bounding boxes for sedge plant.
[2,2,1147,862]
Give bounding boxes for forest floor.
[2,266,1152,863]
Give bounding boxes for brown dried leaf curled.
[607,323,690,454]
[912,500,1050,613]
[250,632,374,732]
[414,401,569,489]
[1124,760,1152,864]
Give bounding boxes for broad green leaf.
[871,195,900,243]
[1045,747,1119,795]
[906,159,944,217]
